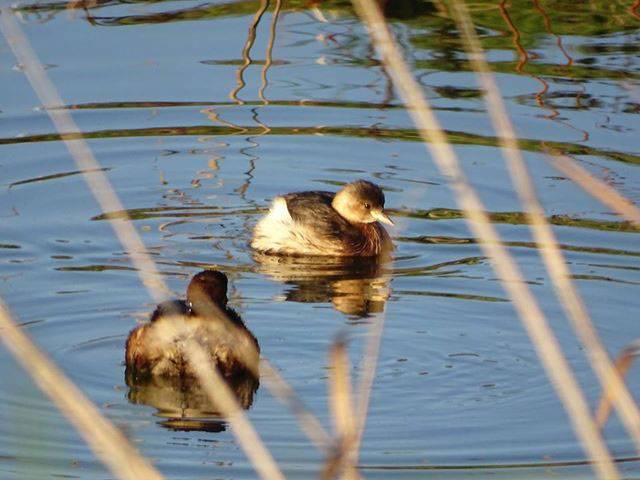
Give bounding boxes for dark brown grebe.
[125,270,259,380]
[251,180,394,256]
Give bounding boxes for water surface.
[1,1,639,479]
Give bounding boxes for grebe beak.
[372,209,394,226]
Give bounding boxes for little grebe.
[125,270,259,380]
[251,180,394,256]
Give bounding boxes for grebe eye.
[364,203,371,209]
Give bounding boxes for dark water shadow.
[87,203,640,234]
[7,167,111,189]
[360,455,640,471]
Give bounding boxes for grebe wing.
[283,191,350,235]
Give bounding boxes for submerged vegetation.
[3,124,639,165]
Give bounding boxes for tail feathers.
[251,197,295,252]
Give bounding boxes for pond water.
[1,1,639,479]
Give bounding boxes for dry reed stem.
[2,6,347,480]
[549,154,640,226]
[301,5,392,472]
[596,341,640,428]
[0,9,173,480]
[0,7,170,305]
[186,342,286,480]
[260,358,332,451]
[1,10,291,480]
[326,339,360,480]
[451,0,640,453]
[279,3,391,469]
[352,309,386,464]
[350,0,619,478]
[146,278,332,477]
[0,300,166,480]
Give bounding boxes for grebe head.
[187,270,229,316]
[332,180,394,226]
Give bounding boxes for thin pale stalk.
[0,300,165,480]
[450,0,640,453]
[549,154,640,226]
[596,341,640,428]
[3,8,322,466]
[0,7,170,305]
[326,339,360,480]
[350,0,619,478]
[352,311,386,464]
[260,358,332,451]
[1,9,290,478]
[186,343,286,480]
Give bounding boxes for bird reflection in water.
[124,270,260,432]
[253,253,392,318]
[125,372,258,432]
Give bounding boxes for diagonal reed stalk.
[3,5,340,475]
[350,0,619,478]
[324,338,361,480]
[596,341,640,428]
[260,358,333,451]
[0,6,170,305]
[0,299,166,480]
[0,8,292,479]
[186,341,286,480]
[351,303,386,465]
[549,153,640,226]
[450,0,640,453]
